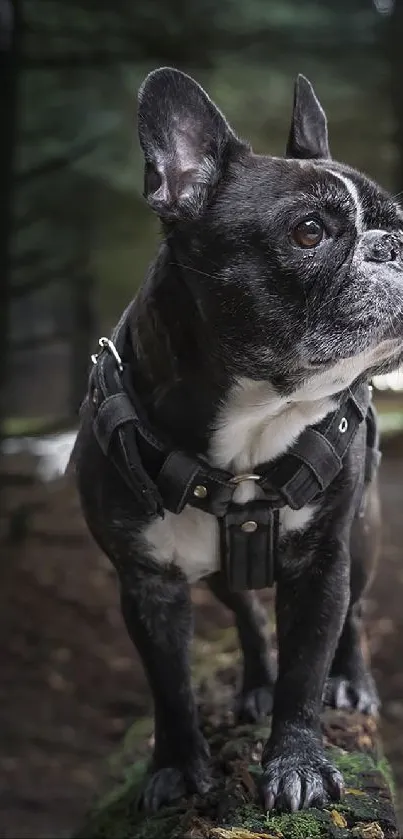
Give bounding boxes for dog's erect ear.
[138,67,243,220]
[286,74,330,160]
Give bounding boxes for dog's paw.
[260,748,344,812]
[324,672,380,716]
[141,755,212,811]
[142,767,186,811]
[235,685,274,723]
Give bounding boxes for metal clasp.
[229,473,261,485]
[91,337,123,372]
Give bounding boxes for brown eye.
[292,217,324,248]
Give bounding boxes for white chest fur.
[143,378,336,582]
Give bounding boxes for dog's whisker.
[169,260,222,283]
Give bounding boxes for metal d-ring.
[91,337,123,372]
[229,473,261,485]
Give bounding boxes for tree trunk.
[76,650,399,839]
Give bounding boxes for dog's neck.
[128,246,339,467]
[128,243,229,452]
[210,378,336,473]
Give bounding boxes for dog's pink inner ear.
[286,74,331,161]
[137,67,243,221]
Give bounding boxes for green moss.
[264,810,329,838]
[377,756,396,797]
[77,774,184,839]
[233,747,398,838]
[334,795,381,822]
[107,716,154,774]
[79,806,181,839]
[76,674,398,839]
[235,803,343,839]
[328,749,376,785]
[234,802,265,832]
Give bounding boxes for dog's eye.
[292,218,324,248]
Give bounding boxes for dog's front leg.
[260,534,349,812]
[120,567,211,811]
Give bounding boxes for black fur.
[72,68,403,813]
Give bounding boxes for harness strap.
[365,401,382,482]
[259,387,369,510]
[88,308,380,591]
[90,364,164,517]
[93,392,138,455]
[90,334,372,519]
[220,502,279,591]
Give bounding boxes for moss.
[233,802,265,832]
[92,759,148,814]
[77,787,184,839]
[76,662,398,839]
[107,717,154,774]
[333,795,382,823]
[377,757,396,798]
[79,741,396,838]
[329,749,376,783]
[264,810,329,838]
[234,802,351,839]
[76,758,185,839]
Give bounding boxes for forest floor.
[1,439,403,839]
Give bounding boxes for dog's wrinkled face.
[138,68,403,397]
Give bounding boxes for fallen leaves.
[344,787,367,796]
[329,808,348,828]
[351,822,385,839]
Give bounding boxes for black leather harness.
[88,305,380,592]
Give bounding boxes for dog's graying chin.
[74,68,403,816]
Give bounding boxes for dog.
[71,67,403,814]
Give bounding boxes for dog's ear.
[138,67,244,220]
[286,74,330,160]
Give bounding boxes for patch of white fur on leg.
[280,505,316,535]
[144,506,220,583]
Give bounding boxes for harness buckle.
[91,337,123,373]
[229,473,261,485]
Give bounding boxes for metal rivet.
[241,520,258,533]
[339,417,348,434]
[92,387,98,405]
[193,484,208,499]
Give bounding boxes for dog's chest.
[143,379,334,582]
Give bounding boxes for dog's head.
[137,68,403,398]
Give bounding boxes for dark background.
[1,1,403,836]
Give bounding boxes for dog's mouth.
[306,337,403,376]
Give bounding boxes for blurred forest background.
[2,0,403,837]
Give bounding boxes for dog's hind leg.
[206,571,276,721]
[120,565,211,811]
[324,478,381,715]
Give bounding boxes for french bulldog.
[71,68,403,813]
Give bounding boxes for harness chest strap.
[89,323,377,592]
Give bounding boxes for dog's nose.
[361,230,402,264]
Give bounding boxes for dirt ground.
[1,442,403,839]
